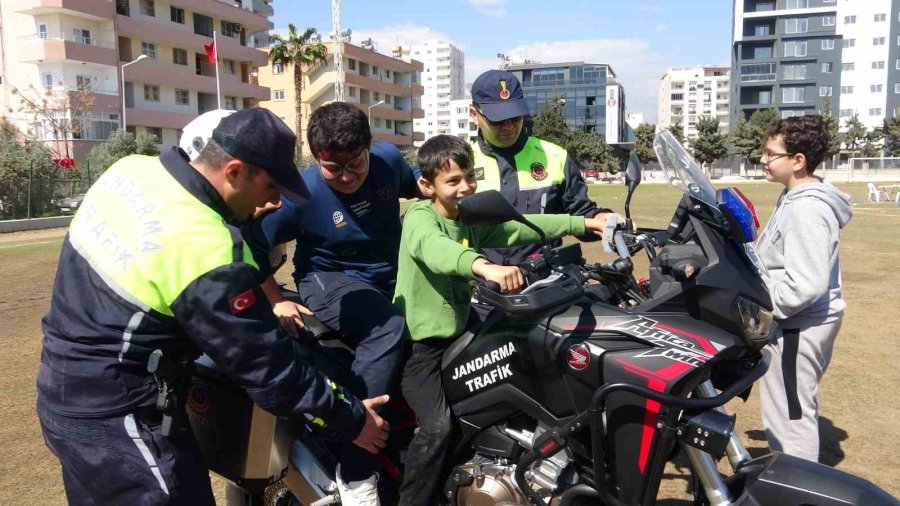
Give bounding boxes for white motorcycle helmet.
[178,109,237,160]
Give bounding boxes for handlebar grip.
[475,277,502,293]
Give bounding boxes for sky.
[272,0,734,123]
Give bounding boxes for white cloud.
[654,23,669,34]
[467,0,507,18]
[498,39,666,123]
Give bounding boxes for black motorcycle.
[188,130,898,506]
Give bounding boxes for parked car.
[56,193,86,214]
[583,167,600,183]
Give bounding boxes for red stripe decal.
[655,322,718,355]
[638,379,666,473]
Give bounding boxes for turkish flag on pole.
[203,39,217,64]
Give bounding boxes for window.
[840,109,854,117]
[783,64,807,80]
[870,108,883,116]
[841,86,853,94]
[225,96,237,110]
[193,14,213,37]
[781,110,803,119]
[753,46,773,58]
[821,62,833,73]
[874,13,886,22]
[42,73,54,87]
[348,86,357,97]
[272,63,283,75]
[740,62,776,81]
[170,6,184,24]
[785,18,808,34]
[146,127,162,143]
[784,41,807,57]
[72,28,92,45]
[872,61,885,69]
[754,24,770,36]
[821,39,834,50]
[273,89,285,101]
[348,58,356,71]
[222,21,241,38]
[895,83,900,94]
[172,48,187,65]
[143,84,159,102]
[822,15,835,26]
[782,86,805,103]
[842,38,855,48]
[785,0,807,8]
[222,59,235,75]
[385,119,393,128]
[819,86,832,97]
[385,95,392,104]
[141,42,157,59]
[871,84,883,93]
[174,89,189,105]
[75,75,93,90]
[671,93,684,100]
[139,0,155,16]
[897,59,900,70]
[841,62,855,71]
[874,37,885,46]
[374,92,381,101]
[844,15,856,24]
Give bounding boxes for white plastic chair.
[896,191,900,206]
[867,183,886,202]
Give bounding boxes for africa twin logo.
[608,316,722,368]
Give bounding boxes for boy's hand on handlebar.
[353,395,391,454]
[586,212,625,236]
[472,258,524,293]
[272,300,314,338]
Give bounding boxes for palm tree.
[268,25,327,163]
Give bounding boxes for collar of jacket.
[160,147,234,223]
[476,128,529,159]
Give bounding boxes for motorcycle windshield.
[652,129,718,209]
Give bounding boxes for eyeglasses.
[318,149,369,180]
[475,108,523,127]
[761,149,796,162]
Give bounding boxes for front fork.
[682,380,753,506]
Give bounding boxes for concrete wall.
[0,217,72,233]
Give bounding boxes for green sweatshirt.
[393,199,586,341]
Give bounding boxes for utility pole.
[332,0,344,101]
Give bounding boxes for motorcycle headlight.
[737,297,773,346]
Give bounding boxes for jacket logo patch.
[530,162,548,181]
[229,289,256,314]
[333,211,347,228]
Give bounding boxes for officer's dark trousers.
[297,271,407,481]
[37,399,215,506]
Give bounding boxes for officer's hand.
[252,200,282,219]
[353,395,391,454]
[272,300,314,339]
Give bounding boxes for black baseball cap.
[211,108,310,204]
[471,70,530,122]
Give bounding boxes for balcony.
[124,108,197,130]
[123,58,270,100]
[17,33,116,65]
[15,0,114,20]
[252,0,273,17]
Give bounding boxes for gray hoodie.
[756,178,852,329]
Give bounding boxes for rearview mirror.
[625,152,642,186]
[458,190,548,244]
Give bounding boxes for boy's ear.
[417,177,434,199]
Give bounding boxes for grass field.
[1,181,898,505]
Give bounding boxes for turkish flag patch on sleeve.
[229,289,257,315]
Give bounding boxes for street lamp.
[120,54,148,130]
[368,99,386,129]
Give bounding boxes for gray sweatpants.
[759,319,842,462]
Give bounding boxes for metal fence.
[0,177,89,220]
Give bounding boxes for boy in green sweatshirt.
[394,134,613,505]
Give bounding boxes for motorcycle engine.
[453,456,529,506]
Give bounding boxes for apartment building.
[659,66,730,144]
[401,40,465,146]
[730,0,900,132]
[506,61,632,146]
[0,0,273,161]
[449,94,476,142]
[258,41,424,157]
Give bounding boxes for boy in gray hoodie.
[756,115,852,462]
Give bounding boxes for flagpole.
[214,30,222,109]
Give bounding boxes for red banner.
[203,40,216,64]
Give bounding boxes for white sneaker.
[335,463,380,506]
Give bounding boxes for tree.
[269,25,327,163]
[532,98,570,147]
[0,118,57,218]
[10,83,96,161]
[400,146,419,168]
[819,97,841,163]
[86,129,160,177]
[668,118,686,146]
[842,114,868,158]
[883,116,900,157]
[692,116,729,176]
[567,130,618,173]
[633,123,657,164]
[731,108,778,164]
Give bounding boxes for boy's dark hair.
[307,102,372,158]
[766,115,829,174]
[417,135,474,181]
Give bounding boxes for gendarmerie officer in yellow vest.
[36,108,389,505]
[468,70,615,269]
